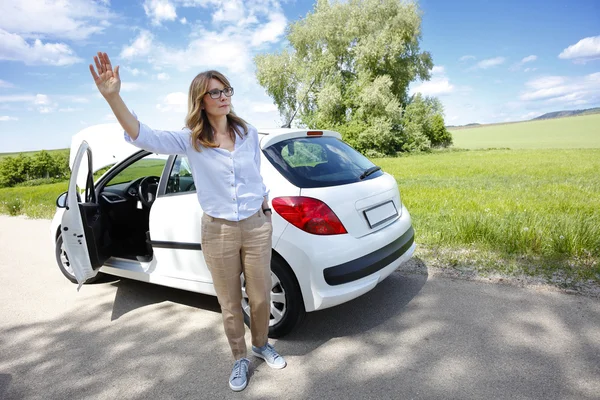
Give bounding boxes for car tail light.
[306,131,323,136]
[272,196,347,235]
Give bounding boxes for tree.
[255,0,434,155]
[400,93,452,151]
[30,150,59,179]
[0,155,30,187]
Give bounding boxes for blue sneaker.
[229,358,250,392]
[252,343,287,369]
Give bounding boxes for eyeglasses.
[206,87,234,99]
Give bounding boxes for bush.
[3,198,23,216]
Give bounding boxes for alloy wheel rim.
[241,272,287,327]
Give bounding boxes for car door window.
[166,156,196,194]
[105,155,168,187]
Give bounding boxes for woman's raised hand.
[89,52,121,99]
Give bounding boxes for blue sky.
[0,0,598,152]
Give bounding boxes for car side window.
[105,155,167,187]
[166,156,196,194]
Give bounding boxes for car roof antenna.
[281,79,316,128]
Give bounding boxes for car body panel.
[60,142,99,289]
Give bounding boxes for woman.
[89,52,285,392]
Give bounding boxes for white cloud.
[144,0,178,25]
[58,107,82,112]
[156,92,187,113]
[104,113,117,121]
[156,73,170,80]
[510,54,538,71]
[519,73,600,107]
[122,1,287,75]
[122,66,144,77]
[0,116,18,121]
[459,55,476,62]
[0,0,113,41]
[34,94,58,113]
[0,79,14,88]
[411,65,454,96]
[121,30,154,59]
[212,0,246,23]
[149,28,254,73]
[0,29,82,66]
[471,57,506,70]
[524,67,538,73]
[180,17,188,24]
[34,94,51,105]
[251,12,287,46]
[559,35,600,63]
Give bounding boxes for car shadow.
[106,257,429,354]
[280,258,428,356]
[109,279,221,322]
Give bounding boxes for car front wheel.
[241,256,305,338]
[55,233,102,284]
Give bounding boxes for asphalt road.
[0,215,599,400]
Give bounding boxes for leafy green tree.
[399,93,452,151]
[30,150,59,179]
[430,113,452,147]
[255,0,433,155]
[0,154,30,187]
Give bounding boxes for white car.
[51,124,416,337]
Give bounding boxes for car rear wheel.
[241,256,305,338]
[55,233,102,284]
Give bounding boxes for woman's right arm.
[90,52,188,154]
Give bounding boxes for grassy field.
[449,113,600,149]
[375,148,600,282]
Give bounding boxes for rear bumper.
[323,226,414,285]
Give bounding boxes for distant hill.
[532,107,600,120]
[447,107,600,129]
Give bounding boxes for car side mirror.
[56,192,68,208]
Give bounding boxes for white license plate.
[364,201,398,228]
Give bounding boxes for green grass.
[374,148,600,282]
[0,181,68,219]
[449,114,600,149]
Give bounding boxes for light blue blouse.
[125,122,268,222]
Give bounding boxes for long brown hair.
[186,70,248,152]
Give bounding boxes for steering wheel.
[138,176,160,208]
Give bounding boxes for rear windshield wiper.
[359,166,381,180]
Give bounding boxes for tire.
[242,255,306,338]
[55,233,103,284]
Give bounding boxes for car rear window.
[263,136,383,188]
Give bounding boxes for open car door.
[61,141,110,290]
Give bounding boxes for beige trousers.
[201,209,273,360]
